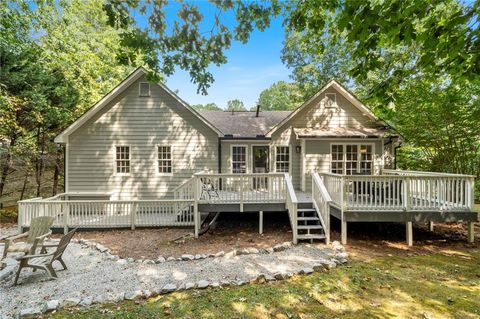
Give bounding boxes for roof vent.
[256,104,261,117]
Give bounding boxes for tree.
[257,81,303,111]
[226,99,246,112]
[191,103,221,111]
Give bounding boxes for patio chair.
[200,177,219,199]
[2,216,54,259]
[13,228,77,285]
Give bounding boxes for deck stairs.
[296,201,326,242]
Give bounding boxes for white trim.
[274,145,291,175]
[156,144,173,176]
[55,67,222,143]
[266,79,379,137]
[329,142,376,175]
[114,145,131,176]
[138,82,151,97]
[230,144,248,174]
[301,139,306,191]
[65,137,69,193]
[250,144,270,173]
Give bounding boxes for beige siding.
[67,75,218,199]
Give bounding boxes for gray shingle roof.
[199,111,292,138]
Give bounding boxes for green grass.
[47,251,480,319]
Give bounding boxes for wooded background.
[1,0,479,209]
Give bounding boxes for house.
[18,67,477,246]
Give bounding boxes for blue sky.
[135,2,290,110]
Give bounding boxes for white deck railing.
[18,197,195,232]
[312,172,332,244]
[321,170,475,212]
[284,173,298,244]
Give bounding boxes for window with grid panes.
[115,146,130,174]
[331,144,344,174]
[232,146,246,173]
[158,146,172,173]
[275,146,290,172]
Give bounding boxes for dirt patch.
[57,212,293,259]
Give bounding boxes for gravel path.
[0,241,345,318]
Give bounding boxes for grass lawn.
[47,250,480,319]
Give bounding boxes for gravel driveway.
[0,240,345,318]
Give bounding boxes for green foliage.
[257,81,303,111]
[0,207,17,223]
[191,103,221,111]
[226,99,246,112]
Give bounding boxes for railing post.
[240,175,244,212]
[131,202,137,230]
[292,203,298,244]
[404,177,411,211]
[194,175,199,238]
[64,202,70,234]
[469,177,475,211]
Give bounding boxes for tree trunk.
[35,128,45,197]
[20,170,30,200]
[52,146,63,196]
[0,136,16,198]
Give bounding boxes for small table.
[0,258,18,281]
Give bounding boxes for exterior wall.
[67,75,218,199]
[220,140,272,174]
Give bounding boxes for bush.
[0,207,18,224]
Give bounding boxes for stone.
[214,251,225,257]
[117,259,128,265]
[112,292,125,302]
[161,283,177,293]
[224,251,236,258]
[282,242,293,248]
[265,247,274,253]
[19,307,42,317]
[43,300,60,312]
[220,280,231,287]
[207,253,215,258]
[237,248,250,255]
[274,272,285,280]
[95,244,109,253]
[194,254,202,260]
[80,296,93,307]
[127,258,135,263]
[312,264,324,272]
[209,282,220,288]
[273,244,286,252]
[125,290,143,300]
[256,274,266,284]
[156,257,166,263]
[247,247,259,254]
[62,298,81,307]
[93,294,106,304]
[143,290,153,298]
[302,267,314,275]
[167,257,176,261]
[265,274,275,282]
[185,282,195,290]
[197,280,209,289]
[144,259,155,264]
[324,261,337,270]
[234,280,246,286]
[336,252,349,259]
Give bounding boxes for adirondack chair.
[2,216,54,259]
[13,228,77,285]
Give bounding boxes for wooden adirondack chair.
[13,228,77,285]
[2,216,54,259]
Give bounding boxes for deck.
[17,170,477,245]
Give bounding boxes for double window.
[331,144,373,175]
[232,146,247,173]
[275,146,290,173]
[114,145,173,175]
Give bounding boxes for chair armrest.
[19,252,54,260]
[5,232,29,241]
[36,230,53,241]
[31,230,53,254]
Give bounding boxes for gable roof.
[200,111,291,138]
[266,79,380,137]
[54,67,221,143]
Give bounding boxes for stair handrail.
[284,173,298,244]
[312,172,332,244]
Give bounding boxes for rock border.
[73,238,298,264]
[18,241,348,317]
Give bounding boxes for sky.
[135,2,291,110]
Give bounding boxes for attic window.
[324,93,337,108]
[139,82,150,97]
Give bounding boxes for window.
[139,82,150,97]
[115,146,130,174]
[157,146,172,174]
[324,93,337,108]
[331,144,373,175]
[276,146,290,173]
[232,146,247,173]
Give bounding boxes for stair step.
[297,225,323,230]
[297,217,319,221]
[297,234,326,240]
[297,208,316,213]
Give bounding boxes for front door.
[252,146,269,189]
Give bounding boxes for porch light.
[295,145,301,153]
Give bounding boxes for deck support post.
[194,176,200,239]
[406,221,413,246]
[467,222,475,243]
[341,219,347,245]
[429,221,434,232]
[259,211,263,234]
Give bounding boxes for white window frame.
[275,145,291,174]
[231,145,248,174]
[324,93,337,108]
[250,144,270,173]
[138,82,151,97]
[114,145,131,175]
[156,145,173,175]
[329,142,375,175]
